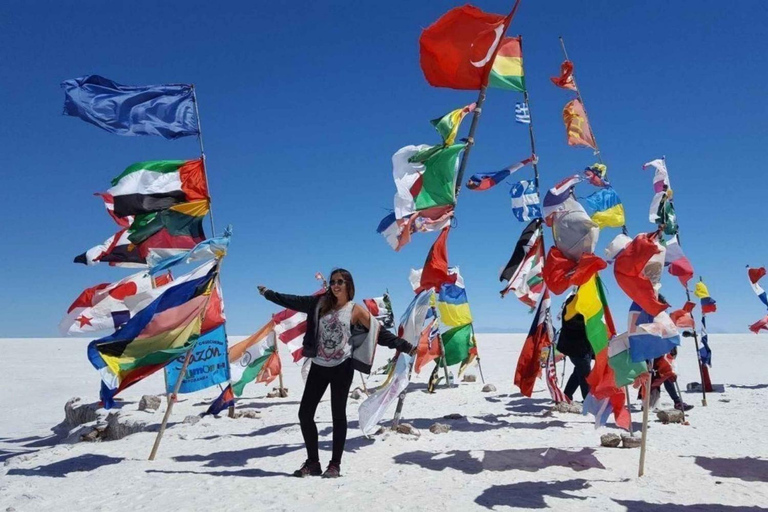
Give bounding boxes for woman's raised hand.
[257,285,268,296]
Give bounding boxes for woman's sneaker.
[322,461,341,478]
[674,401,694,412]
[293,459,322,477]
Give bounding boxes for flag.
[88,262,218,408]
[750,315,768,334]
[419,4,518,90]
[700,314,712,366]
[584,187,625,229]
[62,75,199,139]
[60,269,164,335]
[581,392,629,430]
[271,285,328,362]
[75,229,146,267]
[128,200,208,250]
[500,219,545,306]
[364,294,395,329]
[607,332,648,387]
[437,270,472,327]
[488,36,525,92]
[411,144,465,211]
[204,384,235,416]
[414,316,441,374]
[563,99,596,149]
[695,281,717,314]
[96,192,132,228]
[415,227,457,293]
[392,145,430,219]
[551,60,577,90]
[231,330,281,396]
[514,102,530,124]
[544,345,569,404]
[430,103,476,146]
[643,158,673,226]
[377,206,454,252]
[120,260,217,316]
[670,302,696,329]
[514,290,552,397]
[398,290,435,346]
[442,324,474,366]
[584,351,631,430]
[563,275,614,354]
[748,267,768,309]
[509,180,541,222]
[358,353,413,435]
[501,230,545,308]
[663,235,694,286]
[541,174,583,224]
[108,159,209,217]
[613,233,669,317]
[148,228,231,275]
[466,156,535,191]
[542,247,606,296]
[627,302,681,363]
[165,324,230,394]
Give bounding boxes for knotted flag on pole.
[562,99,596,149]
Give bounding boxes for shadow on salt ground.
[147,468,288,478]
[385,416,568,433]
[727,384,768,390]
[6,454,123,477]
[615,500,768,511]
[173,436,375,468]
[222,400,302,410]
[693,456,768,483]
[393,447,605,475]
[475,479,591,510]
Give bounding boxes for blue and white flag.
[515,102,531,124]
[147,227,232,275]
[62,75,199,139]
[509,180,541,222]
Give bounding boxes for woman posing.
[258,268,414,478]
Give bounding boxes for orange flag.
[551,60,577,90]
[563,99,596,149]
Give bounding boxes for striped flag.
[544,345,569,404]
[515,102,531,124]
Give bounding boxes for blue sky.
[1,0,766,337]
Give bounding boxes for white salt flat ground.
[1,334,767,511]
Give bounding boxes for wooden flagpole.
[272,327,288,398]
[638,366,652,477]
[149,260,222,461]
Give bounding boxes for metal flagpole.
[661,156,707,407]
[558,36,603,165]
[149,259,222,460]
[191,86,216,237]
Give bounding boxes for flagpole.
[638,363,652,477]
[558,37,603,165]
[518,36,540,190]
[660,156,707,407]
[454,85,488,197]
[191,85,216,237]
[149,259,222,460]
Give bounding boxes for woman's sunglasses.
[329,279,346,286]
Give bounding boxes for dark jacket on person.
[556,298,593,359]
[263,290,413,373]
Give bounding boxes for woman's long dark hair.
[319,268,355,317]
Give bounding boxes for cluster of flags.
[60,74,238,407]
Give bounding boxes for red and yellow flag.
[563,99,596,149]
[551,60,577,91]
